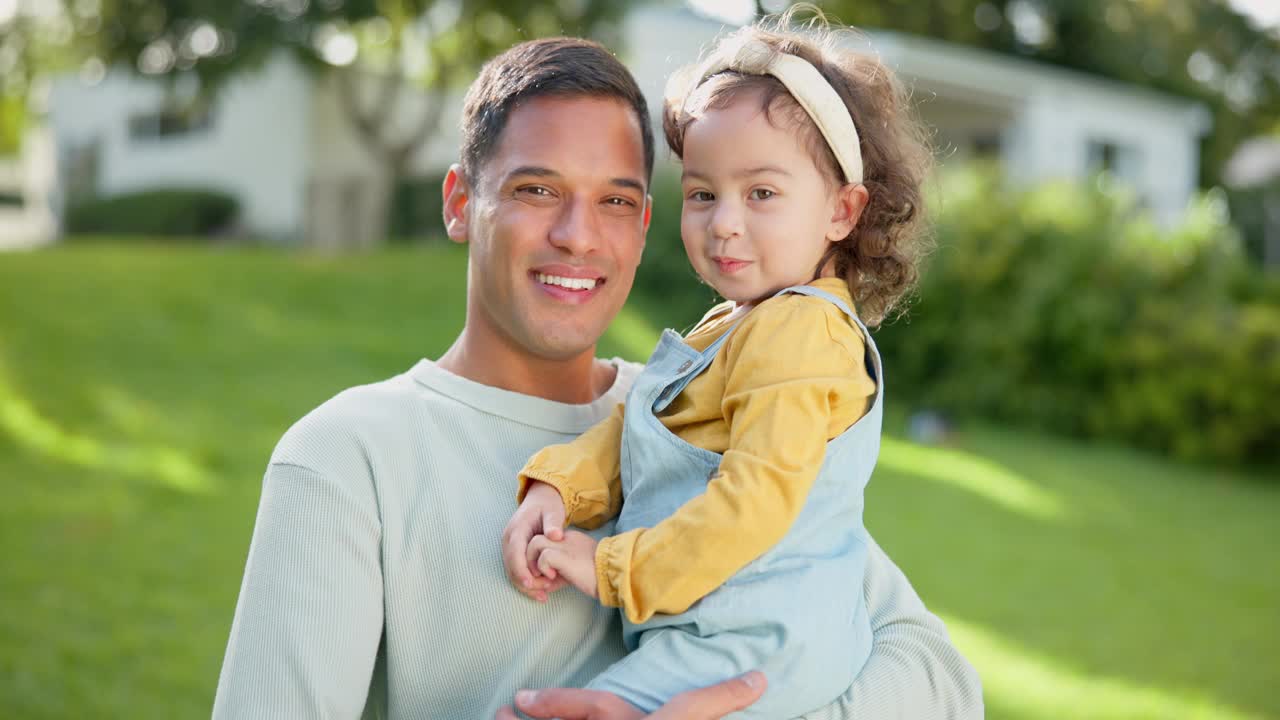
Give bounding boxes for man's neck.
[436,328,617,405]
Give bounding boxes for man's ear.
[442,164,471,244]
[827,182,870,242]
[638,194,653,256]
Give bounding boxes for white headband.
[694,38,863,184]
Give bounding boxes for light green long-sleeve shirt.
[213,358,982,719]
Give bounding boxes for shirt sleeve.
[596,297,874,622]
[518,401,626,530]
[212,457,384,719]
[794,536,985,720]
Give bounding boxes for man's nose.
[548,196,599,256]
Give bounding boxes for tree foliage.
[59,0,626,97]
[817,0,1280,185]
[3,0,627,242]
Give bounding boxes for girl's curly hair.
[663,10,933,326]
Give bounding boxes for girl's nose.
[709,200,744,241]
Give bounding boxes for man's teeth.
[536,273,599,290]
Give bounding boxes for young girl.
[503,17,930,718]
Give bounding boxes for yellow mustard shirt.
[518,278,877,624]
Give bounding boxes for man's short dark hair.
[459,37,655,188]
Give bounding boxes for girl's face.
[679,91,864,305]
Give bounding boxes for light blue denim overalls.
[585,285,883,718]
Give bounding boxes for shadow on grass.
[869,428,1279,720]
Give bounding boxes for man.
[213,37,982,719]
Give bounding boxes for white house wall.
[0,127,57,249]
[48,54,313,240]
[874,31,1209,226]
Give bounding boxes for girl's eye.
[688,190,714,202]
[750,188,775,200]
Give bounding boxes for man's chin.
[526,324,608,362]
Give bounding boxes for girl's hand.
[502,481,569,603]
[527,530,600,599]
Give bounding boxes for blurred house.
[0,128,57,250]
[38,3,1211,247]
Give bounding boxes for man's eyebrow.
[504,166,643,194]
[610,177,646,194]
[504,165,559,182]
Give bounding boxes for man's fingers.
[503,512,543,587]
[653,671,767,719]
[514,687,641,719]
[542,509,564,541]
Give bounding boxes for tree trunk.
[329,64,448,250]
[363,157,410,249]
[1265,188,1280,269]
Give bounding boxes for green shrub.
[65,188,239,237]
[875,167,1280,466]
[389,173,448,243]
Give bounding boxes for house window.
[1086,139,1141,183]
[971,132,1002,160]
[129,106,213,141]
[1087,138,1147,208]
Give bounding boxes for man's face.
[446,96,650,361]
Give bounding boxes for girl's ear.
[442,164,471,244]
[827,182,869,243]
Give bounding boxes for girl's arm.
[596,297,874,623]
[518,401,627,530]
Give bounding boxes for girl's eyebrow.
[737,165,792,178]
[682,166,793,181]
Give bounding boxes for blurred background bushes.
[389,172,447,243]
[64,188,240,238]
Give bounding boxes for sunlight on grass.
[879,435,1067,521]
[0,371,213,494]
[945,616,1265,720]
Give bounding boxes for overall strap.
[772,284,882,387]
[652,314,748,414]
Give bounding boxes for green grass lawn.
[1,243,1276,719]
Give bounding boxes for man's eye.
[750,188,775,200]
[604,196,635,207]
[518,186,552,197]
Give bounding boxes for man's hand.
[527,530,599,599]
[502,481,569,603]
[493,671,767,720]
